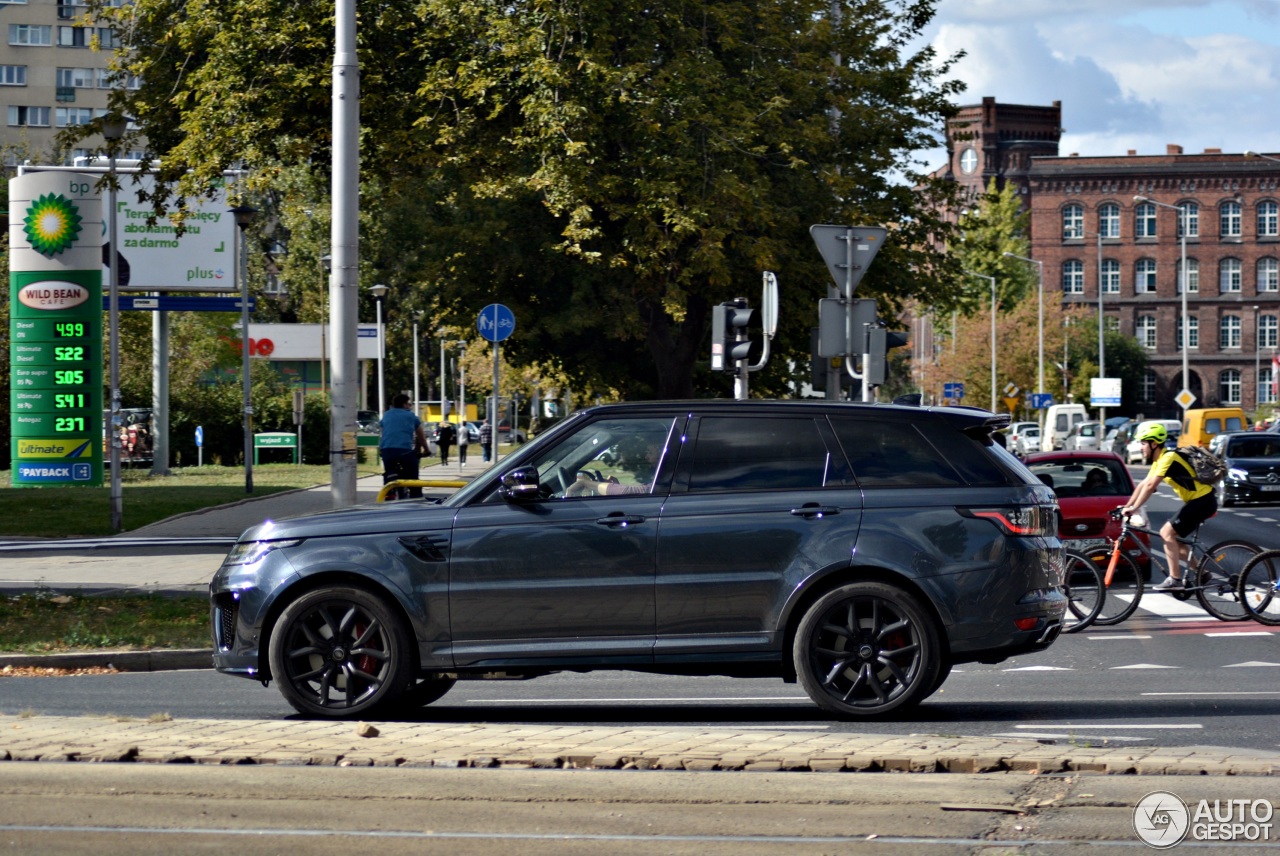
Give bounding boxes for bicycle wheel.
[1238,549,1280,626]
[1084,546,1143,626]
[1061,550,1104,633]
[1195,540,1262,621]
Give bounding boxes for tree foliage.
[80,0,969,400]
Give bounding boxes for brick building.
[943,98,1280,417]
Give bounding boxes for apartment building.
[0,0,135,164]
[943,98,1280,416]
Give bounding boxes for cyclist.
[1120,421,1217,591]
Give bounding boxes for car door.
[653,412,862,655]
[445,414,681,665]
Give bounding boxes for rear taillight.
[962,506,1055,537]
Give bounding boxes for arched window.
[1258,257,1279,293]
[1220,369,1242,405]
[1135,258,1157,293]
[1179,202,1199,238]
[1099,203,1121,238]
[1134,202,1157,238]
[1140,369,1157,402]
[1177,258,1199,293]
[1261,314,1278,349]
[1101,258,1120,294]
[1220,258,1242,293]
[1220,315,1242,349]
[1177,316,1199,349]
[1062,260,1084,294]
[1136,315,1157,349]
[1062,204,1083,240]
[1220,201,1243,237]
[1259,201,1279,238]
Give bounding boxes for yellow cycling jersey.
[1150,448,1214,502]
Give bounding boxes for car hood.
[1226,456,1280,471]
[1056,494,1128,539]
[235,499,455,543]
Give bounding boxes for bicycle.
[1071,508,1261,626]
[1237,548,1280,625]
[1060,549,1105,633]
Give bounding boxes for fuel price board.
[9,172,104,486]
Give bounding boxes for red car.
[1022,451,1151,576]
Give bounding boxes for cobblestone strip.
[0,714,1276,775]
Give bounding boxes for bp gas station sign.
[9,172,103,486]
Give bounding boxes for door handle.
[596,512,647,528]
[790,505,841,519]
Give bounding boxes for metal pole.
[439,337,447,419]
[1002,253,1044,402]
[329,0,360,507]
[1255,305,1262,411]
[150,305,170,475]
[991,278,997,413]
[107,145,121,530]
[412,316,420,419]
[373,294,385,415]
[492,340,501,464]
[238,217,253,494]
[1097,231,1106,424]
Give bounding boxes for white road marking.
[1109,663,1179,669]
[994,732,1151,742]
[1142,691,1280,696]
[1086,634,1153,640]
[1014,723,1202,730]
[1002,665,1073,671]
[465,696,812,705]
[1205,631,1274,637]
[1133,596,1210,617]
[1223,661,1280,667]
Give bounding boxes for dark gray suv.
[211,400,1065,719]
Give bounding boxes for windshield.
[1227,437,1280,458]
[1025,459,1130,498]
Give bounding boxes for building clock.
[959,147,979,175]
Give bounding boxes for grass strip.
[0,592,210,653]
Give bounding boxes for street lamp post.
[1003,252,1045,398]
[412,311,423,420]
[1134,196,1190,408]
[966,271,997,412]
[102,115,127,531]
[230,204,258,494]
[368,284,389,416]
[1255,305,1262,411]
[320,253,331,395]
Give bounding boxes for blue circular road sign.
[195,425,204,447]
[477,303,516,342]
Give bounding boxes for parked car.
[1014,425,1041,458]
[1215,433,1280,506]
[211,400,1066,720]
[1023,451,1151,577]
[1007,421,1039,454]
[1125,420,1180,464]
[1062,421,1103,452]
[356,410,380,434]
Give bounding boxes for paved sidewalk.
[2,713,1277,775]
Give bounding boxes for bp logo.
[23,193,83,257]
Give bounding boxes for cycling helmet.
[1133,421,1168,444]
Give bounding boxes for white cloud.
[922,0,1280,168]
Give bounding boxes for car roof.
[1023,450,1126,464]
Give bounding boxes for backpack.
[1176,446,1227,485]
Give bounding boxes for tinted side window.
[829,417,967,487]
[1225,417,1245,432]
[1207,418,1222,434]
[687,417,831,492]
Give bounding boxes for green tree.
[949,178,1038,314]
[80,0,969,400]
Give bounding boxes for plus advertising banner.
[9,171,104,487]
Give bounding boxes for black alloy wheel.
[268,586,412,718]
[793,581,940,718]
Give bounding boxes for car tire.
[268,585,413,719]
[793,581,941,718]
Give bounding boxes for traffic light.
[710,299,759,371]
[864,328,910,386]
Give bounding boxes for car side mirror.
[499,466,541,502]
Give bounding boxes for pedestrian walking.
[479,419,492,462]
[458,421,469,465]
[437,421,456,466]
[378,394,428,498]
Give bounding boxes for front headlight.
[222,539,303,567]
[1228,467,1249,482]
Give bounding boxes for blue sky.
[921,0,1280,170]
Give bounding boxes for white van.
[1041,403,1088,452]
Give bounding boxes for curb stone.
[0,648,212,672]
